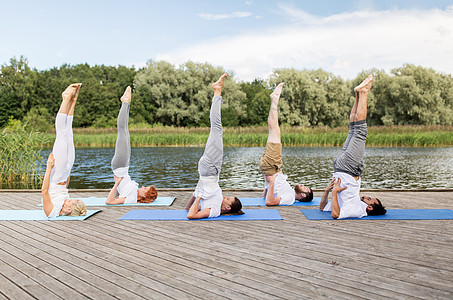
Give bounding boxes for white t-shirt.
[323,172,368,219]
[46,183,69,218]
[193,175,222,218]
[264,173,295,205]
[113,167,139,204]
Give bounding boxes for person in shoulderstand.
[320,74,387,219]
[42,83,86,218]
[185,73,243,219]
[259,82,313,206]
[106,86,158,205]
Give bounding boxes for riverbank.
[39,125,453,147]
[1,190,452,299]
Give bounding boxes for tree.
[32,63,136,127]
[0,56,37,127]
[134,60,246,126]
[370,64,453,125]
[270,68,350,126]
[240,79,270,125]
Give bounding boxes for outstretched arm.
[320,179,335,211]
[42,154,55,217]
[106,175,126,204]
[265,175,281,206]
[331,178,347,219]
[187,196,211,219]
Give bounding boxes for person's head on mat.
[222,196,244,215]
[294,184,314,202]
[137,185,158,203]
[60,198,87,216]
[361,196,387,215]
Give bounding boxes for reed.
[40,125,453,147]
[0,127,47,188]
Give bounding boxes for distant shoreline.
[36,125,453,147]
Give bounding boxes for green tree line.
[1,55,452,130]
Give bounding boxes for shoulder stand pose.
[42,84,87,217]
[319,75,387,219]
[185,73,243,219]
[259,83,313,206]
[106,86,158,205]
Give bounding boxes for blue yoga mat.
[239,197,321,206]
[119,209,283,221]
[38,197,175,207]
[0,210,101,221]
[300,209,453,220]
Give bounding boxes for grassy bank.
[0,127,45,188]
[38,125,453,147]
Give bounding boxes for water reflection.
[40,147,453,189]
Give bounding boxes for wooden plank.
[0,272,35,300]
[1,222,187,300]
[0,226,123,299]
[24,219,300,300]
[92,218,398,299]
[0,254,61,300]
[0,191,452,300]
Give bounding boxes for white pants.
[50,113,75,184]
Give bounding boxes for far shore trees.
[1,56,452,130]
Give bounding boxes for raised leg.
[354,74,373,121]
[51,84,79,184]
[267,83,284,144]
[198,74,227,176]
[111,87,132,170]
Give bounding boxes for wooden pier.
[0,190,452,299]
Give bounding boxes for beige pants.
[259,142,283,176]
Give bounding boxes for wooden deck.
[0,190,452,299]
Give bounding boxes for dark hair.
[367,198,387,216]
[295,186,314,202]
[228,197,244,215]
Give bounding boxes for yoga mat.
[38,197,175,207]
[119,209,283,221]
[300,209,453,220]
[0,210,101,221]
[239,197,321,206]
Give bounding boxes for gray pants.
[333,120,368,177]
[111,102,131,170]
[198,96,224,176]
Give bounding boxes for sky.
[1,0,453,81]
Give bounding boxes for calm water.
[39,147,453,189]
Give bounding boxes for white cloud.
[198,11,252,21]
[159,6,453,81]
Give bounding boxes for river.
[39,146,453,190]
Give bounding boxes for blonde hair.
[69,199,87,216]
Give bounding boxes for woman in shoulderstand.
[106,86,158,205]
[42,83,87,217]
[185,73,243,219]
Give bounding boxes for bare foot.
[61,84,79,102]
[354,74,374,93]
[270,83,285,102]
[70,83,82,103]
[121,86,132,104]
[212,73,229,96]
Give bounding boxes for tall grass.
[0,126,46,188]
[40,125,453,147]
